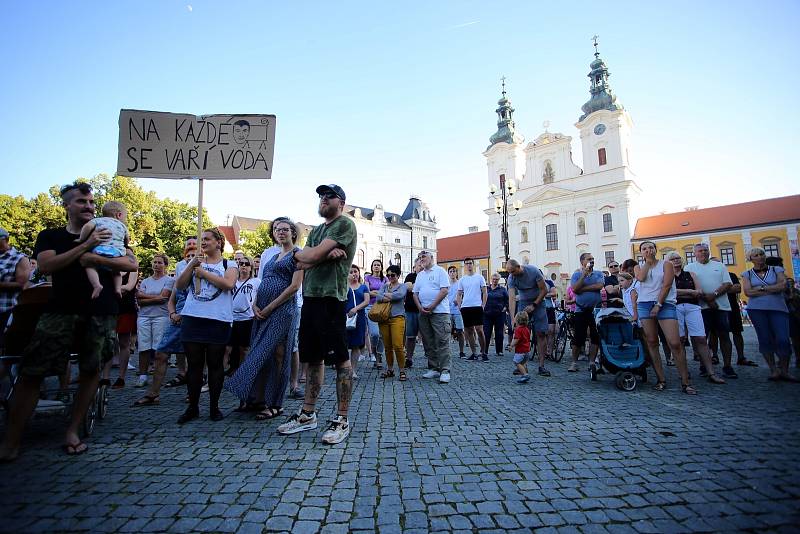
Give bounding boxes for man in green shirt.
[278,184,357,445]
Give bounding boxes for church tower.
[575,38,634,175]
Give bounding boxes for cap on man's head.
[0,228,9,240]
[316,184,346,201]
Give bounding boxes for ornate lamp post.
[490,173,522,277]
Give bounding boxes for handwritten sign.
[117,109,276,179]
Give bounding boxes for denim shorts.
[637,301,677,321]
[450,313,464,331]
[405,311,419,338]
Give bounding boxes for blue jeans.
[365,304,384,356]
[748,309,791,357]
[483,311,506,355]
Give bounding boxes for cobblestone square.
[2,327,799,533]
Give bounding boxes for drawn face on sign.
[233,120,251,146]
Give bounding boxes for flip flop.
[255,407,284,421]
[133,395,160,407]
[62,441,88,456]
[737,359,759,367]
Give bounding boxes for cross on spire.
[592,35,600,58]
[501,75,507,97]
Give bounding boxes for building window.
[394,238,401,244]
[764,243,780,257]
[685,251,695,264]
[378,236,383,241]
[357,249,365,269]
[604,251,615,266]
[377,251,383,264]
[545,224,558,251]
[602,213,613,232]
[719,247,735,266]
[423,236,428,250]
[577,217,586,235]
[598,148,607,166]
[636,255,643,262]
[520,226,528,243]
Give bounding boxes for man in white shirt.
[685,243,737,379]
[456,258,488,362]
[412,250,452,383]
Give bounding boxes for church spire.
[579,36,623,121]
[488,76,523,148]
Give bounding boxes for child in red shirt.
[509,311,531,383]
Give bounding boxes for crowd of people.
[0,180,799,461]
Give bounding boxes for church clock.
[593,123,606,135]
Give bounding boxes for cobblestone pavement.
[2,326,799,533]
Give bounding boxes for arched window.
[394,253,401,270]
[577,217,586,235]
[543,160,555,184]
[520,226,529,243]
[377,251,384,265]
[357,249,365,269]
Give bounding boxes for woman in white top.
[175,228,238,424]
[634,241,696,394]
[227,255,261,378]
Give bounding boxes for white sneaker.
[369,355,377,363]
[439,371,451,384]
[201,383,209,393]
[127,362,137,370]
[358,355,365,362]
[277,410,318,435]
[321,415,350,445]
[422,370,440,379]
[136,375,148,388]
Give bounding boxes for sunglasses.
[387,273,398,278]
[609,264,619,268]
[239,262,251,266]
[319,193,339,200]
[274,227,291,233]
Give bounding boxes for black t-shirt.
[119,272,137,314]
[675,270,698,305]
[603,274,619,287]
[404,272,418,312]
[728,272,741,312]
[33,227,119,316]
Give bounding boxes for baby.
[76,200,130,299]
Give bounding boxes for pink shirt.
[566,286,577,312]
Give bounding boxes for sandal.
[255,407,284,420]
[164,375,186,388]
[234,402,265,413]
[133,394,160,407]
[381,369,395,378]
[399,372,407,381]
[666,359,676,367]
[653,382,667,391]
[707,374,726,384]
[737,359,759,367]
[682,384,698,395]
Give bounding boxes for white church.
[484,45,641,281]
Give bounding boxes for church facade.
[484,47,641,282]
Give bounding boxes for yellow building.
[436,230,491,281]
[631,195,800,279]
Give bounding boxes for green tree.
[238,223,273,258]
[0,192,64,254]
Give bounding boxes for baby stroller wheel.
[589,363,598,381]
[97,383,109,420]
[615,371,637,391]
[82,391,99,437]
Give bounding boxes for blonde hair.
[102,200,126,218]
[514,311,529,326]
[665,251,682,262]
[747,246,766,261]
[618,272,633,282]
[204,228,225,252]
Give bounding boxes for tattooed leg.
[335,360,353,417]
[302,363,324,413]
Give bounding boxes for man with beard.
[277,184,357,445]
[0,182,138,461]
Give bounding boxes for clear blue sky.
[1,1,798,237]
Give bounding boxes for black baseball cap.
[316,184,346,201]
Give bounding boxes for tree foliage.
[238,223,273,259]
[0,174,214,276]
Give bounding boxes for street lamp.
[490,173,522,277]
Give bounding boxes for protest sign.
[117,109,276,180]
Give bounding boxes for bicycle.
[551,308,575,362]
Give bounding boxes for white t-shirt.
[232,277,261,321]
[458,272,486,308]
[685,260,732,311]
[413,265,450,314]
[181,259,234,322]
[138,275,175,318]
[261,245,303,308]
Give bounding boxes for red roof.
[437,231,489,262]
[633,195,800,240]
[218,225,237,247]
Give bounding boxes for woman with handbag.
[365,259,387,367]
[346,265,369,379]
[375,265,409,380]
